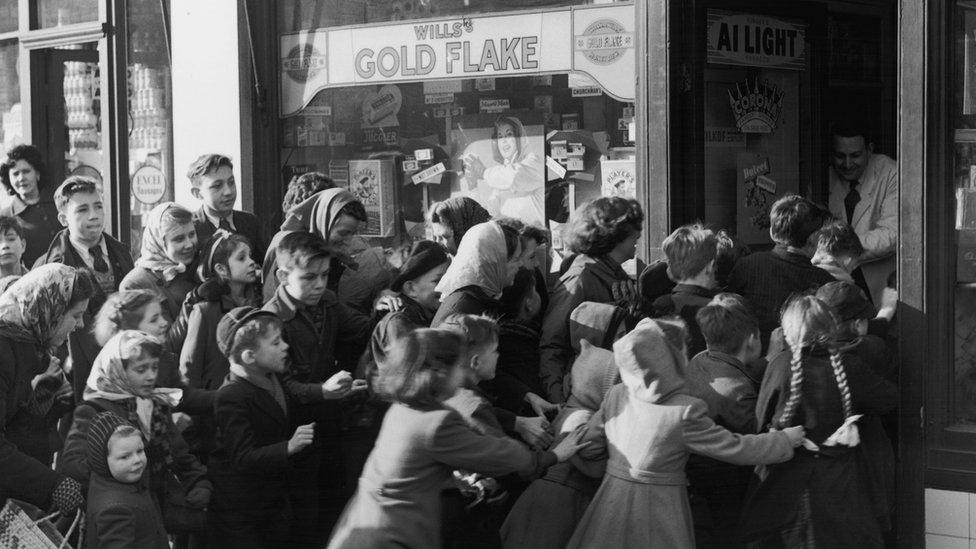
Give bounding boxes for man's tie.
[845,180,861,225]
[218,216,233,231]
[90,245,109,273]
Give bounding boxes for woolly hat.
[815,281,876,321]
[216,306,279,356]
[390,241,450,293]
[86,411,137,479]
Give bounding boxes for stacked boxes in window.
[346,159,395,237]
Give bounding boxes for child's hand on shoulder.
[551,427,590,462]
[780,425,806,447]
[524,393,558,418]
[288,422,315,455]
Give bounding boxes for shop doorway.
[29,41,113,228]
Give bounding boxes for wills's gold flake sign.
[280,4,636,116]
[707,10,806,70]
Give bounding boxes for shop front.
[273,0,642,267]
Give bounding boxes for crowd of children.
[0,143,901,548]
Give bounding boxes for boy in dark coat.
[85,411,168,549]
[726,194,835,350]
[209,307,318,548]
[683,293,764,548]
[652,224,720,358]
[262,232,370,534]
[33,176,135,406]
[187,154,266,263]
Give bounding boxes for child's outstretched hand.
[515,415,553,451]
[321,370,354,399]
[551,428,590,462]
[524,392,558,418]
[780,425,806,447]
[288,422,316,455]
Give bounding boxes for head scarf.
[0,263,82,351]
[613,318,686,403]
[135,202,193,282]
[435,221,509,300]
[279,187,357,237]
[84,330,181,435]
[431,197,491,247]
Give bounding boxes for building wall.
[926,489,976,548]
[170,0,243,209]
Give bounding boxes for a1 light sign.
[706,10,806,70]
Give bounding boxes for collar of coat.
[264,281,338,322]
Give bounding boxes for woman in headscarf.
[0,145,62,266]
[58,330,211,517]
[263,187,393,312]
[431,221,522,327]
[120,202,200,323]
[462,116,545,225]
[428,196,492,255]
[0,264,94,516]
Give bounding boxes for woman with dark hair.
[539,197,644,404]
[0,145,62,265]
[431,221,523,326]
[428,196,492,255]
[461,116,545,224]
[0,264,94,516]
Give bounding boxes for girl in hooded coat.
[430,221,522,326]
[567,318,803,549]
[262,187,392,311]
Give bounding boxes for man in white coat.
[827,123,898,305]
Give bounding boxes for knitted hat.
[815,281,876,321]
[390,241,450,293]
[216,306,280,356]
[86,411,137,479]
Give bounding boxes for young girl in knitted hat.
[85,411,168,548]
[740,295,898,547]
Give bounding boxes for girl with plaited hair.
[740,295,897,548]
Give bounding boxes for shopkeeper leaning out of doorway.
[827,121,898,305]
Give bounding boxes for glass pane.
[0,0,18,33]
[61,46,106,187]
[36,0,99,28]
[0,40,21,152]
[953,1,976,422]
[278,1,637,271]
[278,0,609,32]
[126,0,173,256]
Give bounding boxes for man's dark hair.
[829,120,872,147]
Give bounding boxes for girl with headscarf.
[566,318,802,549]
[58,331,211,519]
[0,264,95,515]
[121,202,200,323]
[428,196,492,255]
[262,187,393,312]
[431,221,523,327]
[462,116,545,225]
[0,145,62,266]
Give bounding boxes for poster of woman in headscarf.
[453,112,545,225]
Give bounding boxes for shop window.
[126,0,173,255]
[278,1,637,264]
[0,0,18,33]
[35,0,99,29]
[0,40,21,153]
